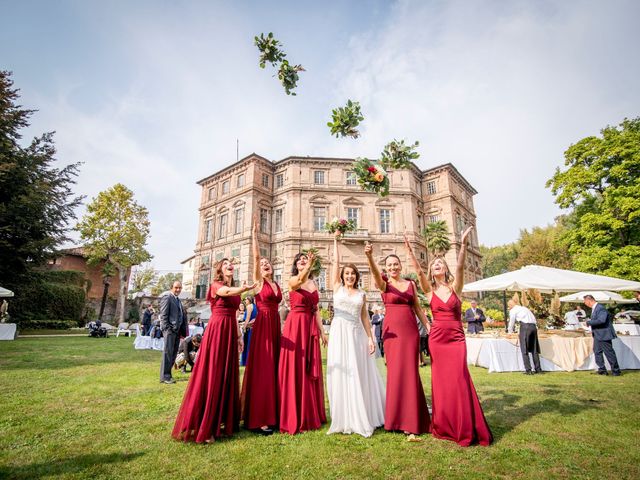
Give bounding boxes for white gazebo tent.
[463,265,640,321]
[0,286,14,297]
[559,291,638,304]
[0,286,16,340]
[463,265,640,294]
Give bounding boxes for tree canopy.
[547,117,640,279]
[77,183,152,322]
[0,70,82,284]
[422,220,451,256]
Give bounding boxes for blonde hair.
[427,256,455,289]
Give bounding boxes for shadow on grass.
[0,452,144,480]
[481,387,597,442]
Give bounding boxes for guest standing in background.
[365,241,431,437]
[279,251,327,434]
[370,307,384,357]
[507,299,542,375]
[240,296,257,367]
[406,229,493,446]
[464,300,485,334]
[159,282,187,385]
[172,259,254,443]
[142,304,154,336]
[584,294,621,376]
[241,216,283,435]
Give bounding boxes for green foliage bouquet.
[352,158,390,197]
[325,217,356,236]
[254,32,286,68]
[278,60,305,96]
[301,247,322,279]
[380,139,420,169]
[255,32,304,95]
[327,100,364,138]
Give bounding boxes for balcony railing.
[342,228,370,240]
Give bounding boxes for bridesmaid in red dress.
[406,228,493,446]
[241,217,282,435]
[365,242,431,436]
[172,258,255,443]
[279,250,328,434]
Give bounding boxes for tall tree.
[129,264,157,297]
[479,243,518,277]
[422,220,451,256]
[0,71,82,289]
[151,272,182,296]
[77,184,152,323]
[547,117,640,279]
[510,223,573,270]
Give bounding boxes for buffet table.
[466,333,640,372]
[614,324,640,336]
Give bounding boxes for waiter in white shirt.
[508,299,542,375]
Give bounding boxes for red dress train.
[241,281,282,429]
[429,291,493,446]
[278,288,326,434]
[172,283,241,442]
[381,281,431,434]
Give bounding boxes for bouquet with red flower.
[352,158,390,197]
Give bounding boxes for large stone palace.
[182,153,482,306]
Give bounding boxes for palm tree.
[422,221,451,256]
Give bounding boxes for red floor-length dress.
[278,288,327,434]
[172,283,241,442]
[241,280,282,429]
[381,281,430,434]
[429,291,493,446]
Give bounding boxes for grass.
[0,336,639,479]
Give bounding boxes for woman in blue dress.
[240,296,257,367]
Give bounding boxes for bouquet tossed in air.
[379,139,420,170]
[352,158,390,197]
[327,100,364,138]
[255,32,304,95]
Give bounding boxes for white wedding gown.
[326,286,386,437]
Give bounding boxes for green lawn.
[0,336,639,479]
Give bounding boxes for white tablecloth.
[0,323,16,340]
[189,325,204,336]
[614,324,640,336]
[466,336,640,372]
[133,335,164,351]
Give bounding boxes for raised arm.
[365,242,386,292]
[331,232,341,290]
[360,297,376,355]
[404,232,431,294]
[453,226,473,295]
[216,281,257,297]
[252,215,262,284]
[288,252,316,291]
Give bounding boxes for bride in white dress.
[326,232,385,437]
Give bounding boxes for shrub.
[18,319,76,330]
[485,308,505,321]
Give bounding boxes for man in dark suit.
[584,294,621,376]
[371,307,384,357]
[141,304,154,336]
[159,281,188,384]
[464,300,486,334]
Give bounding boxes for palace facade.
[185,153,482,305]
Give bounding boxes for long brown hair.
[340,263,361,286]
[213,258,235,286]
[427,256,455,289]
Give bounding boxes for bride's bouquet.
[352,158,390,197]
[325,217,356,236]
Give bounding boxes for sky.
[2,0,639,272]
